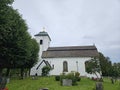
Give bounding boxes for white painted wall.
[30,60,46,76]
[36,61,46,76]
[43,57,91,76]
[30,62,39,76]
[30,57,101,78]
[35,36,50,59]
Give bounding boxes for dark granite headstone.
[96,82,103,90]
[40,88,49,90]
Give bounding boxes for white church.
[30,30,99,77]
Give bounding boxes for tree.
[99,53,112,76]
[0,0,39,78]
[111,63,120,78]
[20,38,39,78]
[85,57,101,78]
[25,38,39,69]
[0,0,15,75]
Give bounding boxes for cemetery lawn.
[6,77,120,90]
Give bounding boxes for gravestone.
[0,77,7,89]
[62,79,72,86]
[7,78,10,83]
[111,78,114,84]
[96,82,103,90]
[40,88,49,90]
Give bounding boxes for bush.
[75,72,81,81]
[75,72,80,77]
[76,77,81,81]
[55,76,60,81]
[42,66,51,76]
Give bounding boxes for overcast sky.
[12,0,120,63]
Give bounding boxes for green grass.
[6,77,120,90]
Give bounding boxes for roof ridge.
[47,45,97,51]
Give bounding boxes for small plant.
[75,72,81,81]
[42,66,51,76]
[55,75,60,81]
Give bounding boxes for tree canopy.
[85,57,101,78]
[0,0,39,77]
[85,52,120,78]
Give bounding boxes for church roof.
[42,45,99,58]
[34,31,51,41]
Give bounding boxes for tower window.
[40,40,43,45]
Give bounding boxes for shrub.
[76,77,81,81]
[55,75,60,81]
[75,72,81,81]
[75,72,80,77]
[42,66,51,76]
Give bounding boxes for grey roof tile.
[42,46,99,58]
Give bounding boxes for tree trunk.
[0,69,3,76]
[94,72,99,79]
[28,69,31,77]
[6,68,10,77]
[20,68,24,79]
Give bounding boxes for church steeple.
[34,28,51,41]
[34,28,51,59]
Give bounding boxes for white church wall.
[87,72,101,78]
[30,60,46,76]
[35,36,50,59]
[43,57,91,76]
[30,63,39,76]
[36,62,46,76]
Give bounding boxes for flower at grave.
[3,88,8,90]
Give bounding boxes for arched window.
[63,61,68,72]
[40,40,43,45]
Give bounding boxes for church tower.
[34,28,51,59]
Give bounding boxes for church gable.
[36,60,51,70]
[42,45,99,58]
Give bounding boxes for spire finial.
[42,27,45,32]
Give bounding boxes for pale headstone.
[62,79,72,86]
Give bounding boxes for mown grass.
[6,76,120,90]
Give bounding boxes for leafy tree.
[99,53,112,76]
[85,57,101,78]
[20,38,39,78]
[0,0,15,75]
[26,38,39,68]
[111,63,120,78]
[0,0,39,78]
